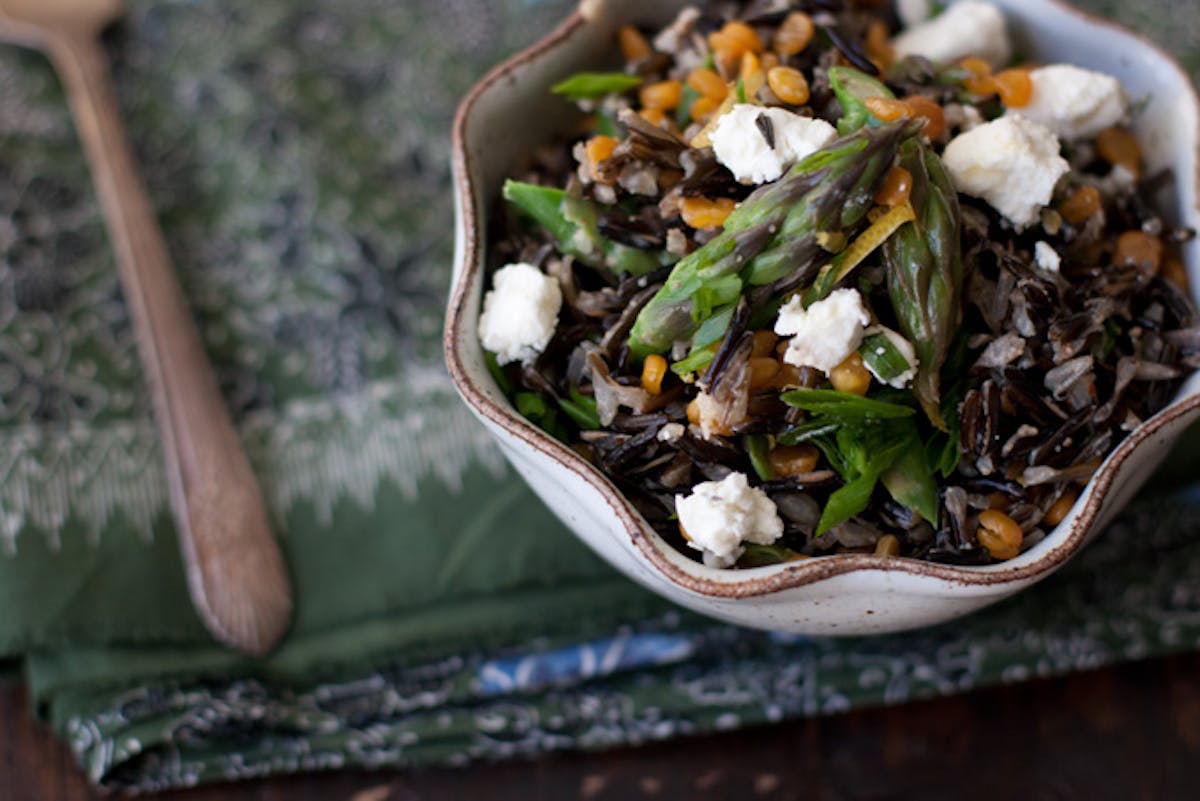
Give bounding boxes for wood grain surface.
[5,651,1199,800]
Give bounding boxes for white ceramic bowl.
[446,0,1200,634]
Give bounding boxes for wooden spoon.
[0,0,292,657]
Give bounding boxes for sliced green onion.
[559,388,601,430]
[859,331,912,384]
[551,72,643,101]
[670,346,717,377]
[484,351,514,395]
[781,388,916,420]
[744,434,776,481]
[777,420,841,446]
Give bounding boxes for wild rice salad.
[480,0,1200,568]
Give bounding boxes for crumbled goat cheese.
[675,472,784,568]
[893,1,1011,68]
[710,105,837,185]
[896,0,932,27]
[863,325,919,389]
[1035,241,1061,273]
[657,422,686,443]
[478,262,562,365]
[1008,64,1128,141]
[942,116,1070,228]
[690,390,728,440]
[774,289,870,373]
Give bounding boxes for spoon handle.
[47,31,292,657]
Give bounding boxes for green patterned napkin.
[0,0,1197,791]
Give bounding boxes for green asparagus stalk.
[828,66,895,135]
[502,180,670,276]
[881,139,964,429]
[628,122,914,358]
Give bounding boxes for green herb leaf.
[814,431,909,534]
[926,430,960,479]
[795,411,918,535]
[551,71,643,101]
[745,434,777,481]
[781,388,916,421]
[812,433,851,478]
[736,78,746,103]
[816,470,878,534]
[880,434,939,523]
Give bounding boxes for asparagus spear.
[502,180,669,276]
[827,66,895,135]
[628,121,914,358]
[881,138,964,429]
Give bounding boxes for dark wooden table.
[5,651,1198,800]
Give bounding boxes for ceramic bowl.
[446,0,1200,634]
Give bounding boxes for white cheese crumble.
[896,0,932,28]
[657,422,686,443]
[1034,241,1061,273]
[893,1,1012,69]
[1008,65,1128,141]
[675,472,784,568]
[774,289,870,373]
[710,105,837,185]
[942,116,1069,228]
[477,262,562,365]
[690,390,728,440]
[863,325,919,389]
